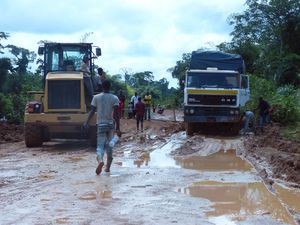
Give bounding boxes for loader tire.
[186,122,194,136]
[24,124,43,147]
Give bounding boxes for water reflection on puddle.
[274,183,300,214]
[175,149,252,171]
[79,190,112,200]
[122,139,182,168]
[178,181,296,225]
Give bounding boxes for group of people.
[128,91,152,132]
[82,52,273,175]
[81,56,106,104]
[241,96,274,134]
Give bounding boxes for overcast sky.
[1,0,245,87]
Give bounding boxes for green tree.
[0,32,9,54]
[168,53,191,91]
[6,44,36,74]
[131,71,154,88]
[0,58,12,92]
[227,0,300,85]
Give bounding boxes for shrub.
[270,85,300,124]
[244,76,300,125]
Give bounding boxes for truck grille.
[188,94,236,106]
[48,80,81,109]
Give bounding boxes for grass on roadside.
[280,122,300,142]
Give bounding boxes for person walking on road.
[135,97,145,132]
[84,80,121,175]
[144,91,152,120]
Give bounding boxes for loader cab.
[37,43,101,112]
[38,43,101,79]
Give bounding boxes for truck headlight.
[230,110,234,114]
[189,108,195,114]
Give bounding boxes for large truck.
[24,42,101,147]
[184,51,250,135]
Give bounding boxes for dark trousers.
[136,115,144,130]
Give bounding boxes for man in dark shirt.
[135,97,145,132]
[255,97,270,132]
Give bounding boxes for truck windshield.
[187,72,239,88]
[45,45,89,73]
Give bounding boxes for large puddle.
[175,149,252,171]
[122,136,299,224]
[177,151,299,225]
[178,181,296,225]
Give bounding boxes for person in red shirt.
[135,97,145,132]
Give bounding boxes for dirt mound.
[0,123,24,144]
[244,124,300,187]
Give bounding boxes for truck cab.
[184,51,250,135]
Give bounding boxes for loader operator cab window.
[45,45,90,74]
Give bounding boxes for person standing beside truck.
[254,97,270,132]
[240,110,255,134]
[84,80,121,175]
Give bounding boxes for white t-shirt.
[131,95,139,107]
[91,92,119,124]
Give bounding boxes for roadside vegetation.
[0,1,299,139]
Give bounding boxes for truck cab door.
[239,75,250,106]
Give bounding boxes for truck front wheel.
[186,123,194,136]
[24,124,43,147]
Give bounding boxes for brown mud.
[242,124,300,188]
[0,110,300,224]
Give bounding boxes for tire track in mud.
[0,125,299,224]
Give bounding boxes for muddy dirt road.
[1,111,300,225]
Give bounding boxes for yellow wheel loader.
[24,43,101,147]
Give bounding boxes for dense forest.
[0,0,299,128]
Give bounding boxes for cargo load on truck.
[189,51,245,73]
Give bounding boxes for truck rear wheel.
[24,124,43,147]
[229,122,242,135]
[186,123,194,136]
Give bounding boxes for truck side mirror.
[38,46,44,55]
[96,48,101,56]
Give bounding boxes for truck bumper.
[184,115,240,123]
